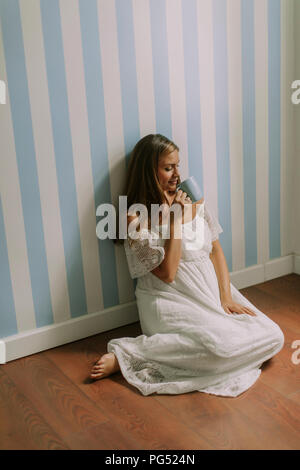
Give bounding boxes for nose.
[173,167,180,177]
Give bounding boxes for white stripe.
[165,0,189,178]
[97,0,134,303]
[280,0,295,256]
[132,0,156,136]
[227,0,245,271]
[59,0,104,314]
[254,0,269,265]
[0,18,36,332]
[196,1,218,213]
[19,0,71,324]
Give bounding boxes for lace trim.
[197,368,261,397]
[124,228,165,279]
[107,340,262,397]
[124,203,223,278]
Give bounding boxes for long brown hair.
[113,134,180,245]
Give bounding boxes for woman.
[90,134,284,397]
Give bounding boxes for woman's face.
[157,149,180,195]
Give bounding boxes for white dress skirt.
[107,201,284,397]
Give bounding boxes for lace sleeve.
[204,201,223,241]
[124,228,165,279]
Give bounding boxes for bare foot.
[90,352,120,380]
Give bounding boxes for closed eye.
[165,164,180,171]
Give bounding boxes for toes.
[90,354,112,379]
[94,360,103,366]
[90,371,103,377]
[90,371,107,380]
[91,367,103,373]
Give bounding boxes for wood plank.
[0,368,69,450]
[44,332,214,450]
[1,353,111,449]
[56,420,142,450]
[259,342,300,396]
[154,389,269,450]
[221,380,300,450]
[256,275,300,306]
[240,285,300,334]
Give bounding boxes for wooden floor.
[0,273,299,450]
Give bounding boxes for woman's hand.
[173,189,192,207]
[171,189,192,223]
[221,299,257,316]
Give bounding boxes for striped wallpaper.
[0,0,295,339]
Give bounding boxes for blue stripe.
[79,0,120,308]
[115,0,140,167]
[149,0,172,138]
[268,0,281,259]
[115,0,139,294]
[40,0,87,318]
[212,0,232,270]
[0,0,54,328]
[241,0,257,267]
[181,0,203,186]
[0,195,18,337]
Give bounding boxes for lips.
[169,179,178,184]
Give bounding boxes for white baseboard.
[264,254,295,281]
[0,301,139,364]
[230,263,265,289]
[230,254,295,289]
[0,254,298,364]
[294,254,300,274]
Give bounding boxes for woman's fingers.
[176,190,191,205]
[224,304,257,316]
[223,307,232,315]
[236,306,256,316]
[221,300,257,317]
[243,307,257,316]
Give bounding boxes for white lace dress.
[107,201,284,397]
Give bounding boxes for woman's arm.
[209,240,232,301]
[127,213,182,283]
[152,196,204,283]
[209,240,257,316]
[151,216,182,283]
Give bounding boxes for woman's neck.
[165,190,176,206]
